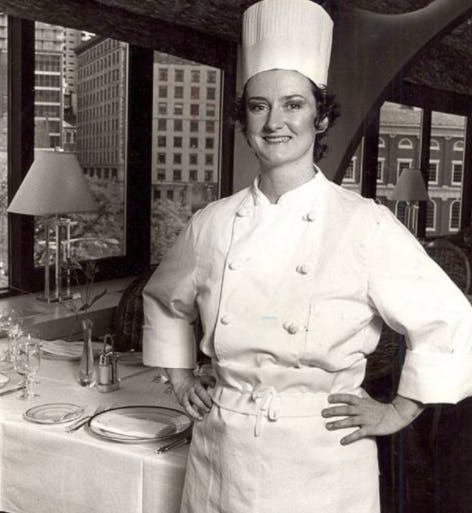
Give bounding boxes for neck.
[259,162,316,204]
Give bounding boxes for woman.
[143,1,472,512]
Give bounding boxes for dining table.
[0,355,189,513]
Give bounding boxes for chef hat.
[242,0,333,88]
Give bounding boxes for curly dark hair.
[234,79,339,162]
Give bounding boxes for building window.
[190,104,199,116]
[206,104,215,117]
[454,140,464,152]
[173,169,182,181]
[157,136,166,147]
[190,137,198,148]
[377,158,384,182]
[173,153,182,164]
[205,137,214,149]
[191,87,199,100]
[430,139,440,151]
[426,200,437,232]
[205,170,213,182]
[174,69,184,82]
[207,88,216,100]
[153,189,161,201]
[189,169,198,181]
[167,190,174,200]
[190,120,199,132]
[397,159,412,178]
[207,70,217,83]
[191,70,200,83]
[428,160,439,184]
[206,121,215,133]
[398,137,413,149]
[174,119,183,131]
[344,158,356,182]
[158,85,167,98]
[452,161,463,185]
[189,153,198,165]
[174,103,183,115]
[395,202,406,224]
[174,86,183,99]
[173,137,182,148]
[157,119,167,130]
[157,170,166,181]
[157,152,166,164]
[205,154,214,165]
[450,200,461,231]
[158,68,168,81]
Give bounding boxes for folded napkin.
[92,412,190,439]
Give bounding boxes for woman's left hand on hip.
[321,392,424,445]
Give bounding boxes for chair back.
[424,238,471,294]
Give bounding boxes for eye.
[285,101,302,111]
[247,102,268,113]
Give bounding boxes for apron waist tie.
[211,384,331,437]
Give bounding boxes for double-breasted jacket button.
[304,210,316,222]
[283,321,299,335]
[228,261,241,271]
[220,315,231,325]
[296,264,310,275]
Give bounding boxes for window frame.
[451,160,463,186]
[428,159,440,185]
[449,199,461,231]
[426,199,437,232]
[5,15,236,295]
[396,158,413,179]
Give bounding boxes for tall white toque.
[242,0,333,88]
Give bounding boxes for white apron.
[143,171,472,513]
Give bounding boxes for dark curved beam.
[323,0,472,184]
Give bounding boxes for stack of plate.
[41,340,106,361]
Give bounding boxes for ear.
[315,116,329,134]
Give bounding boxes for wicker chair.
[424,238,471,294]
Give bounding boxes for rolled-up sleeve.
[367,206,472,404]
[142,213,201,369]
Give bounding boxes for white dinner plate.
[41,341,108,361]
[88,405,191,444]
[24,402,84,424]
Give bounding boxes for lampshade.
[389,168,429,202]
[7,150,98,216]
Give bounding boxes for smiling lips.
[263,136,292,144]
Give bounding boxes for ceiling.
[0,0,471,96]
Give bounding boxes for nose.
[263,106,284,132]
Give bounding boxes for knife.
[0,384,24,396]
[155,436,191,454]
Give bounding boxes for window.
[157,152,166,164]
[344,158,356,182]
[395,202,406,224]
[190,120,199,132]
[205,137,214,149]
[450,200,461,231]
[205,154,214,166]
[173,137,182,148]
[153,189,161,201]
[174,119,183,131]
[428,160,439,184]
[189,169,198,181]
[206,121,215,133]
[189,153,198,165]
[157,170,166,181]
[166,189,174,200]
[430,139,440,151]
[376,158,384,183]
[174,86,183,99]
[398,137,413,149]
[207,70,216,83]
[191,87,199,99]
[174,103,183,115]
[173,169,182,181]
[207,88,216,100]
[454,140,464,152]
[426,200,437,232]
[173,153,182,164]
[190,137,198,149]
[397,159,412,178]
[205,170,213,182]
[158,68,168,81]
[157,119,167,131]
[174,69,184,82]
[158,102,167,115]
[191,70,200,83]
[190,104,199,117]
[452,161,463,185]
[157,135,166,147]
[206,104,215,117]
[158,85,167,98]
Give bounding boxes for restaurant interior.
[0,0,471,512]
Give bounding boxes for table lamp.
[7,150,98,302]
[389,167,429,236]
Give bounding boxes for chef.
[143,0,472,512]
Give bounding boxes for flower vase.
[78,318,95,387]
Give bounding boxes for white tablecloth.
[0,359,188,513]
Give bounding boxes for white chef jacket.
[143,169,472,513]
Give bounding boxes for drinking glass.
[14,335,41,399]
[0,309,23,370]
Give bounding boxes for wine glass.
[0,309,23,370]
[13,335,41,399]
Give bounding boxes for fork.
[65,404,110,432]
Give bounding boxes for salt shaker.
[97,335,120,392]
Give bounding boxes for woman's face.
[244,69,318,169]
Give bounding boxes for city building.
[342,102,465,237]
[152,51,221,212]
[75,35,128,182]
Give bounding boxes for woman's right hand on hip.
[166,368,215,421]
